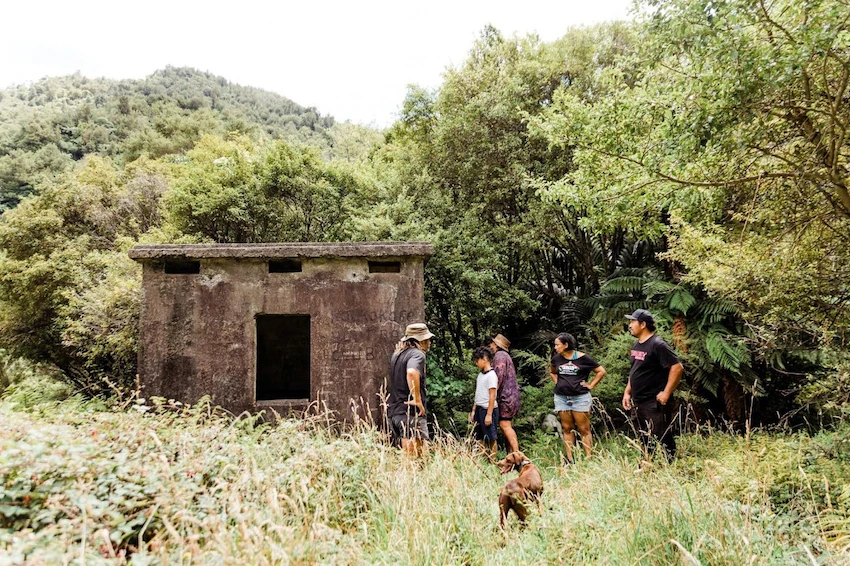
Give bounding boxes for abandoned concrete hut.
[128,242,434,420]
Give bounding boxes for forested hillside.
[0,66,336,210]
[0,0,848,430]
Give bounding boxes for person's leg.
[657,401,677,460]
[636,400,671,460]
[391,415,415,454]
[499,419,520,453]
[488,407,500,461]
[559,410,576,463]
[474,406,490,458]
[390,415,403,448]
[400,415,429,457]
[572,411,593,459]
[634,400,656,459]
[401,438,422,456]
[487,440,498,461]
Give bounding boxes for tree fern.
[643,279,677,297]
[695,297,738,325]
[666,287,697,315]
[705,325,748,373]
[599,275,648,295]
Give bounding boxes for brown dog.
[496,451,543,527]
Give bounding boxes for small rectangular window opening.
[269,259,302,273]
[164,260,200,274]
[368,261,402,273]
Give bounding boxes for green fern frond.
[666,287,697,314]
[691,367,721,397]
[510,349,549,371]
[599,276,647,295]
[610,267,655,278]
[696,297,737,324]
[591,301,646,325]
[705,325,746,373]
[643,279,677,297]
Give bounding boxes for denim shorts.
[554,392,593,413]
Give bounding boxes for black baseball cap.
[625,309,654,324]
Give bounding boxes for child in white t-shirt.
[468,346,499,460]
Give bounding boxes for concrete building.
[128,242,433,420]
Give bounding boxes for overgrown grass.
[1,396,849,564]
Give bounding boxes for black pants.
[634,398,677,460]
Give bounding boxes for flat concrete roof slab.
[129,242,434,261]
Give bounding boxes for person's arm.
[582,365,606,390]
[656,362,683,405]
[622,380,632,410]
[493,354,506,390]
[404,368,425,416]
[485,387,496,426]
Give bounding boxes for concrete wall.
[133,246,429,421]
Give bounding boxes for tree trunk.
[721,375,746,427]
[672,316,688,353]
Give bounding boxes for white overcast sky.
[1,0,633,127]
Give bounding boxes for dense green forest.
[0,66,340,209]
[1,0,848,431]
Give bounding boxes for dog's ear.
[500,451,520,472]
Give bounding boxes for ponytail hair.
[394,337,421,353]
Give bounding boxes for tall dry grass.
[1,397,848,564]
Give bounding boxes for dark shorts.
[390,413,430,441]
[474,405,499,441]
[497,395,520,420]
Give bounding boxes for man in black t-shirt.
[388,322,434,456]
[622,309,684,461]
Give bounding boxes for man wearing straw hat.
[490,333,521,453]
[388,322,434,456]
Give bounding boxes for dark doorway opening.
[256,315,311,401]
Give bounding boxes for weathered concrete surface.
[131,243,433,421]
[128,242,434,260]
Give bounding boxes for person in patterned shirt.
[489,334,521,453]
